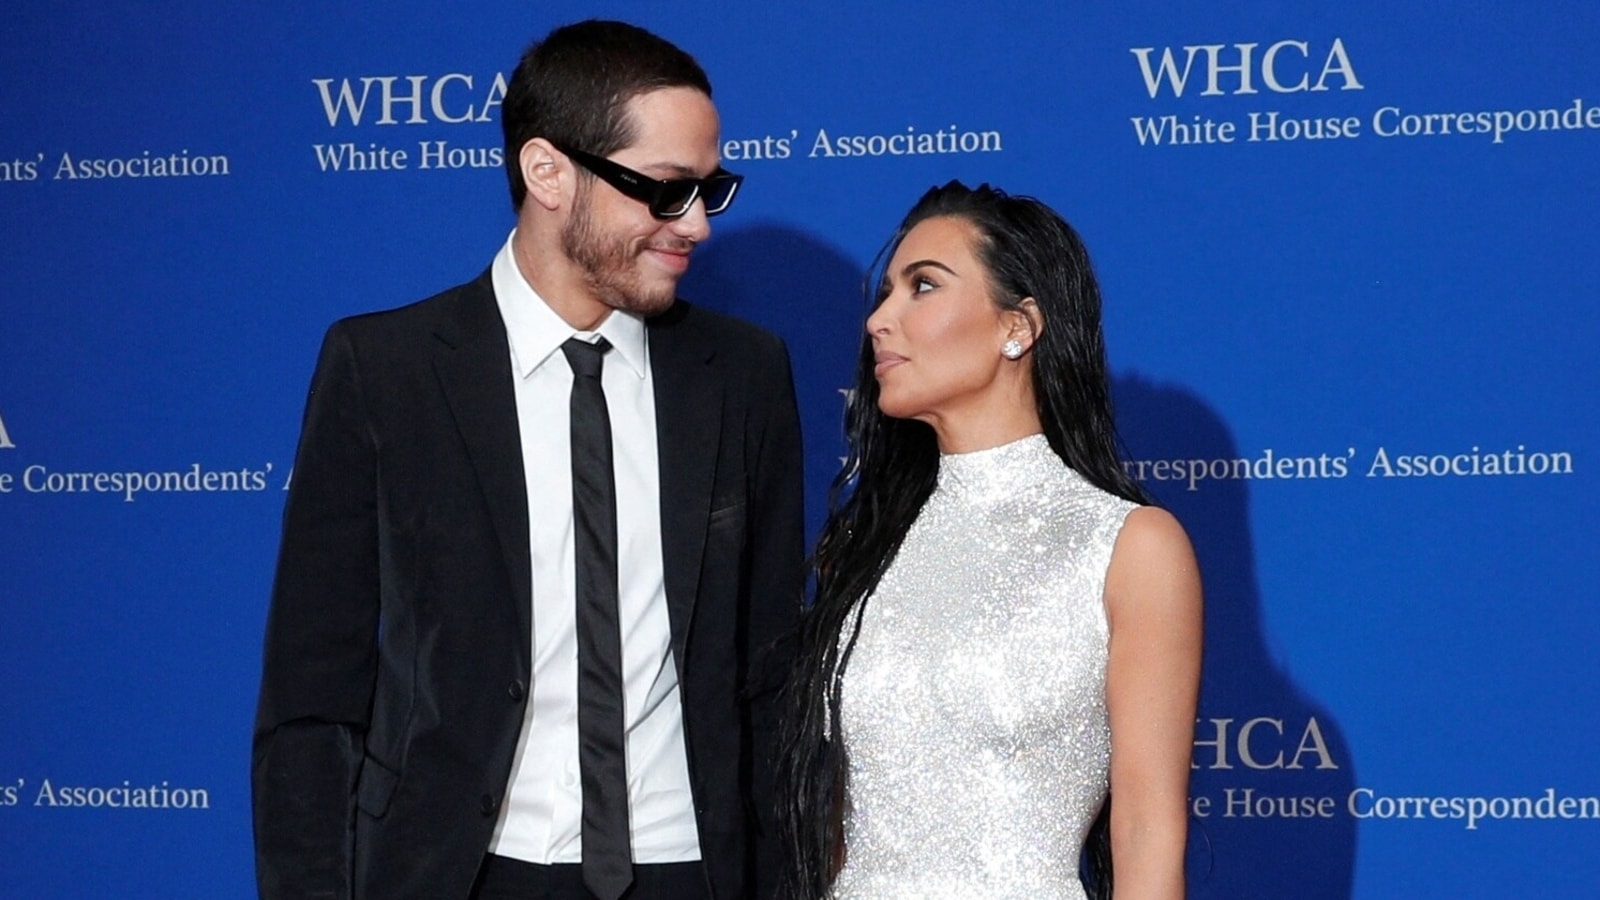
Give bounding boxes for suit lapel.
[430,271,534,667]
[649,304,721,661]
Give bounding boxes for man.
[253,20,804,900]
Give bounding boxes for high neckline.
[937,433,1072,503]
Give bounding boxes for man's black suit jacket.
[252,271,805,899]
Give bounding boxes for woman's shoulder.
[1105,505,1202,618]
[1117,505,1188,550]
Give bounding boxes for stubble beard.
[561,191,681,317]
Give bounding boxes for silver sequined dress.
[833,434,1137,900]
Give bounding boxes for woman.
[778,181,1202,899]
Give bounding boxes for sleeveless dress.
[833,434,1137,900]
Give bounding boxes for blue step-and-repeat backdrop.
[3,2,1596,897]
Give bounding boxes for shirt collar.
[491,230,649,381]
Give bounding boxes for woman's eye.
[911,274,937,293]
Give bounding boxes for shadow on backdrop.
[682,222,867,543]
[1115,373,1357,900]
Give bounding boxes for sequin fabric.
[833,434,1137,900]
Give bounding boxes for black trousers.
[469,855,710,900]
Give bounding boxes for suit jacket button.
[508,680,526,701]
[480,794,499,816]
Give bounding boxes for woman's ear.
[1008,297,1044,351]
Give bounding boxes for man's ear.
[520,138,567,212]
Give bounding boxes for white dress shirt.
[486,232,701,864]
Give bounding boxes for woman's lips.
[873,353,907,377]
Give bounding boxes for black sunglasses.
[555,143,743,220]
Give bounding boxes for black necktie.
[561,337,633,900]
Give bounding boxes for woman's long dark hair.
[775,181,1150,900]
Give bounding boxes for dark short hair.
[500,19,713,210]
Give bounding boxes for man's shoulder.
[326,271,496,343]
[655,300,787,357]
